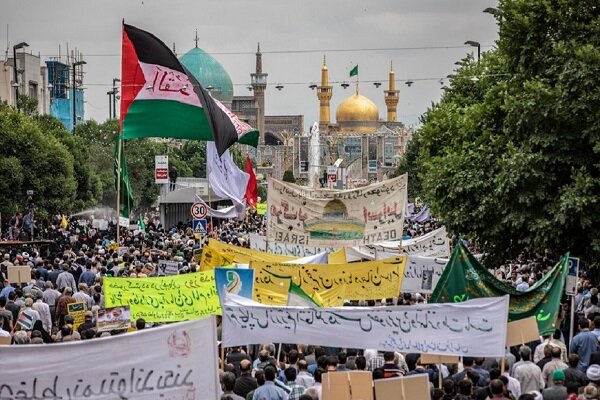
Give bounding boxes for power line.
[38,44,495,58]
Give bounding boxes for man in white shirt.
[32,291,52,333]
[513,346,545,394]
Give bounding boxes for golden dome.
[335,93,379,123]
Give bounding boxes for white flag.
[207,141,249,218]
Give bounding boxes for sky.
[1,0,500,131]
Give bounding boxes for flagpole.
[116,133,122,246]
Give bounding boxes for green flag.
[430,241,568,336]
[114,138,135,218]
[349,65,358,78]
[138,214,146,234]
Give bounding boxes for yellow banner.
[254,277,346,307]
[67,302,86,331]
[252,257,405,302]
[207,239,295,264]
[256,202,267,215]
[329,248,347,264]
[199,245,235,271]
[104,271,220,322]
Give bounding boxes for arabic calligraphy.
[104,271,221,322]
[223,296,509,357]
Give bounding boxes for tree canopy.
[416,0,600,263]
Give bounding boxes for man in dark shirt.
[563,354,588,389]
[233,359,257,399]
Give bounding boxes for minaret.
[251,43,267,144]
[384,61,399,123]
[316,55,332,131]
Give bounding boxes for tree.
[282,170,296,183]
[0,104,76,218]
[417,0,600,264]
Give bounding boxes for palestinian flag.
[244,154,258,207]
[120,23,259,156]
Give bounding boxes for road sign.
[566,257,580,296]
[191,201,208,219]
[193,219,207,235]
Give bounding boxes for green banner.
[431,242,568,336]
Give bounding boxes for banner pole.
[569,295,575,346]
[115,133,122,245]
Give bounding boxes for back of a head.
[462,357,474,367]
[355,356,366,370]
[489,368,501,381]
[580,318,591,329]
[317,355,328,369]
[284,367,297,382]
[264,365,276,381]
[303,388,318,400]
[583,385,599,400]
[287,349,299,364]
[255,370,265,386]
[221,371,236,391]
[551,346,561,359]
[314,346,325,359]
[383,351,395,362]
[240,359,251,373]
[326,355,338,367]
[338,351,347,364]
[489,379,504,395]
[442,378,455,395]
[519,345,531,361]
[517,394,535,400]
[314,368,324,383]
[569,353,580,368]
[372,368,385,380]
[135,318,145,330]
[457,379,472,396]
[566,382,579,395]
[474,357,484,366]
[297,359,308,371]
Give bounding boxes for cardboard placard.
[67,302,86,331]
[97,306,131,332]
[420,353,460,364]
[373,374,429,400]
[0,336,11,345]
[7,266,30,284]
[506,316,539,347]
[322,371,373,400]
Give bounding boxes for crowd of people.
[0,208,597,400]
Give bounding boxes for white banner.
[402,256,448,294]
[400,227,450,257]
[222,294,509,357]
[155,155,169,184]
[267,175,407,247]
[207,141,249,218]
[0,317,219,399]
[249,233,337,258]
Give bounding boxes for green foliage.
[393,132,421,199]
[282,170,296,183]
[0,107,76,218]
[417,0,600,263]
[17,95,38,117]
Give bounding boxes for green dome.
[179,47,233,103]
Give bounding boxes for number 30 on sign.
[191,201,208,219]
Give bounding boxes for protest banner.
[104,271,220,322]
[506,316,540,347]
[96,306,132,332]
[251,257,405,301]
[401,255,447,294]
[431,241,568,335]
[199,245,236,271]
[256,202,267,215]
[222,293,509,357]
[250,232,338,258]
[214,268,254,300]
[253,277,345,307]
[322,371,373,400]
[67,302,86,331]
[373,374,430,400]
[0,317,219,399]
[267,174,407,247]
[7,266,30,285]
[420,354,460,364]
[207,238,295,264]
[399,227,450,257]
[157,259,179,276]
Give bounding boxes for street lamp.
[483,7,498,15]
[112,78,121,119]
[72,60,86,131]
[107,90,115,120]
[12,42,29,111]
[465,40,481,61]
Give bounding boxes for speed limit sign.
[191,201,208,219]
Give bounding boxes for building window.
[28,82,38,100]
[368,160,377,173]
[384,138,395,167]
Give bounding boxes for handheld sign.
[566,257,580,296]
